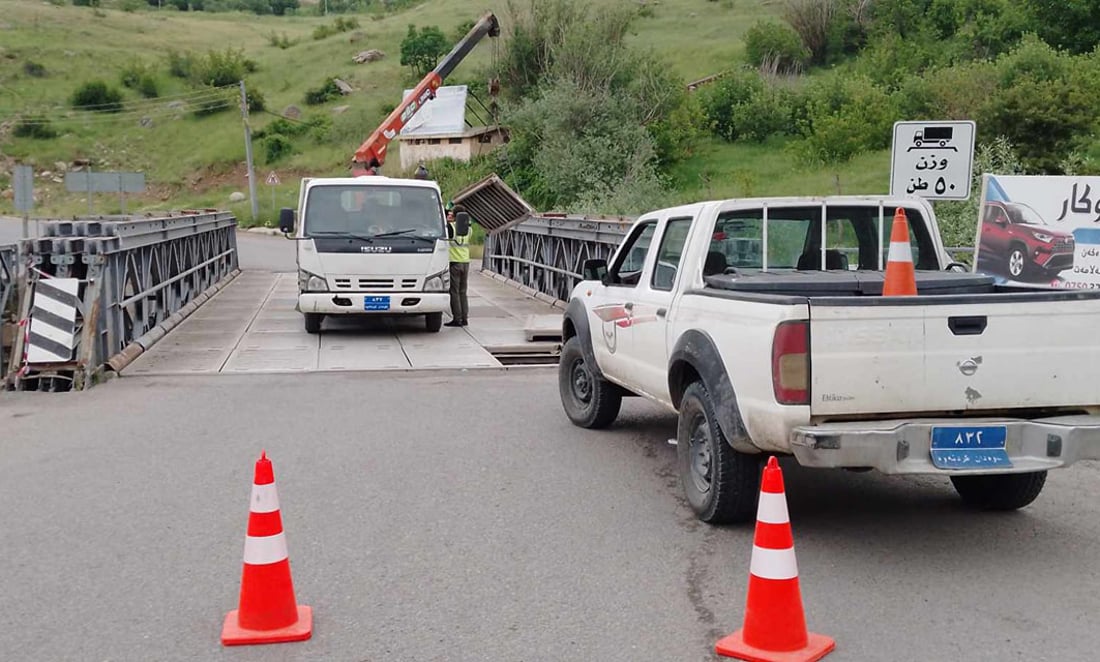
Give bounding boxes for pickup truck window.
[652,218,693,291]
[608,220,657,286]
[708,205,938,271]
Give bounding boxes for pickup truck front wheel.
[559,336,622,429]
[677,381,760,524]
[950,471,1047,511]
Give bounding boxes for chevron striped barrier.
[6,211,239,391]
[0,243,17,381]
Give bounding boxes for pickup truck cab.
[279,176,451,333]
[559,195,1100,524]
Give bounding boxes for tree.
[400,25,449,77]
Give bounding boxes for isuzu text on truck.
[558,195,1100,524]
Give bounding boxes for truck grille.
[332,277,419,291]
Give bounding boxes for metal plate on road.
[364,295,390,311]
[930,425,1012,470]
[890,120,976,201]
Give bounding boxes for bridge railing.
[6,211,239,391]
[482,214,978,305]
[481,214,633,305]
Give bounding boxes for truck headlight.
[299,270,328,292]
[424,269,450,292]
[1033,232,1054,243]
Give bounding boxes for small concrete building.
[395,85,509,172]
[398,125,510,172]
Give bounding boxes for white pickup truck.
[558,195,1100,524]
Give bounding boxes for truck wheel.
[425,312,443,333]
[677,381,761,524]
[950,471,1047,511]
[558,336,621,429]
[304,313,323,334]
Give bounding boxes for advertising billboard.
[973,174,1100,289]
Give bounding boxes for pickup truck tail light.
[772,321,809,405]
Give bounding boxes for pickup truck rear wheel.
[677,381,761,524]
[950,471,1047,511]
[558,336,622,429]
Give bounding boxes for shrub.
[71,80,124,112]
[13,117,58,139]
[744,21,810,74]
[246,87,266,113]
[71,0,100,6]
[167,50,194,79]
[700,69,792,143]
[190,48,253,87]
[263,134,295,163]
[23,61,47,78]
[314,16,359,40]
[120,63,160,98]
[304,77,341,105]
[400,24,449,76]
[792,74,900,163]
[267,32,295,49]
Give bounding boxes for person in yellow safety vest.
[444,203,472,327]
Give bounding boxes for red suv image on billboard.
[978,200,1075,281]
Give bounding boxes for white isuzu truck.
[558,195,1100,524]
[279,176,452,333]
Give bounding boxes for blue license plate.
[364,296,390,311]
[930,426,1012,470]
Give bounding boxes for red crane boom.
[351,12,500,176]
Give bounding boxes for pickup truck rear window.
[707,205,938,272]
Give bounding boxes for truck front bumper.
[298,292,451,315]
[790,415,1100,475]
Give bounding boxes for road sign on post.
[266,171,280,186]
[64,171,146,215]
[890,120,976,201]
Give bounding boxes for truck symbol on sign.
[909,126,957,152]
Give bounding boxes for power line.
[10,92,238,125]
[0,83,239,115]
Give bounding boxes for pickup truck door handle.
[948,316,987,336]
[656,307,667,317]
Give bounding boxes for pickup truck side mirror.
[583,258,608,282]
[278,207,296,236]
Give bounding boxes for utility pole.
[239,80,259,223]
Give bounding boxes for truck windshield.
[303,185,446,239]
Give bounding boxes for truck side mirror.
[278,207,296,235]
[583,258,608,282]
[455,211,470,236]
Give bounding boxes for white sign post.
[890,120,976,201]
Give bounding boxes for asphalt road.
[2,370,1100,662]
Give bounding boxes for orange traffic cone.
[716,457,834,662]
[882,207,917,296]
[221,451,313,646]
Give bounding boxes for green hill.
[1,0,810,222]
[6,0,1091,235]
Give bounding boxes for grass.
[0,0,800,225]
